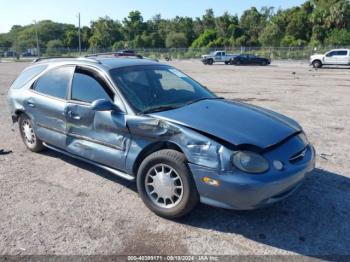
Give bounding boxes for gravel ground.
[0,60,349,258]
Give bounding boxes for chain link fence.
[1,46,349,61]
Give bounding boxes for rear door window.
[336,50,348,56]
[33,66,74,100]
[11,65,48,89]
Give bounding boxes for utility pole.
[33,20,40,57]
[78,13,82,56]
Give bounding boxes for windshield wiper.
[142,97,224,114]
[184,96,224,106]
[143,105,180,114]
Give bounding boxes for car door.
[241,54,249,64]
[247,54,255,64]
[221,52,226,62]
[214,52,221,62]
[323,51,337,64]
[26,65,75,149]
[65,66,130,171]
[335,50,348,65]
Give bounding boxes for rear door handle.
[67,110,81,120]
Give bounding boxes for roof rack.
[32,56,102,64]
[84,52,117,58]
[84,52,143,59]
[32,56,76,63]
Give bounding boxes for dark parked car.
[7,57,315,218]
[21,52,34,57]
[4,50,17,57]
[230,54,271,66]
[114,50,143,59]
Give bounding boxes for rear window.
[11,65,48,89]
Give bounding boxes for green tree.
[123,11,145,46]
[239,7,265,46]
[202,9,216,30]
[165,32,188,48]
[81,26,91,49]
[324,29,350,45]
[64,29,78,48]
[259,22,283,46]
[191,29,217,48]
[46,39,64,56]
[89,17,123,49]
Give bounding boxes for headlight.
[232,151,269,174]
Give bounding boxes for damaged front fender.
[126,115,233,172]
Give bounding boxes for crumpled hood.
[150,99,301,149]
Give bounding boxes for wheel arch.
[132,141,185,176]
[12,109,26,122]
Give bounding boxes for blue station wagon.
[7,56,315,218]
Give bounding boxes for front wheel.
[19,114,44,152]
[312,60,322,68]
[137,149,199,219]
[207,59,213,65]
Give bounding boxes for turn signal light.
[202,177,220,187]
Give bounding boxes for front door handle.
[67,110,81,120]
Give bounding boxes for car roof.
[33,57,161,71]
[96,57,160,69]
[331,49,350,51]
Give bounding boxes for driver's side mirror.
[91,99,121,112]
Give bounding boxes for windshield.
[110,65,217,113]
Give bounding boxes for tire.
[224,61,229,65]
[207,59,213,65]
[235,60,241,66]
[261,60,267,66]
[137,149,199,219]
[202,60,208,65]
[312,60,322,68]
[19,114,44,152]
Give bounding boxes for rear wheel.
[312,60,322,68]
[19,114,44,152]
[137,149,199,219]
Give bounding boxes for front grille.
[289,147,308,164]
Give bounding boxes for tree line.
[1,0,350,54]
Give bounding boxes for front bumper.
[189,145,316,210]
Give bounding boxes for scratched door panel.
[65,103,130,171]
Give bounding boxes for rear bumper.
[189,145,316,210]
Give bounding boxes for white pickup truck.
[310,49,350,68]
[201,51,237,65]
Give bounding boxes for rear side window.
[11,65,47,89]
[337,50,348,56]
[33,66,74,99]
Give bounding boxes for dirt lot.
[0,60,349,258]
